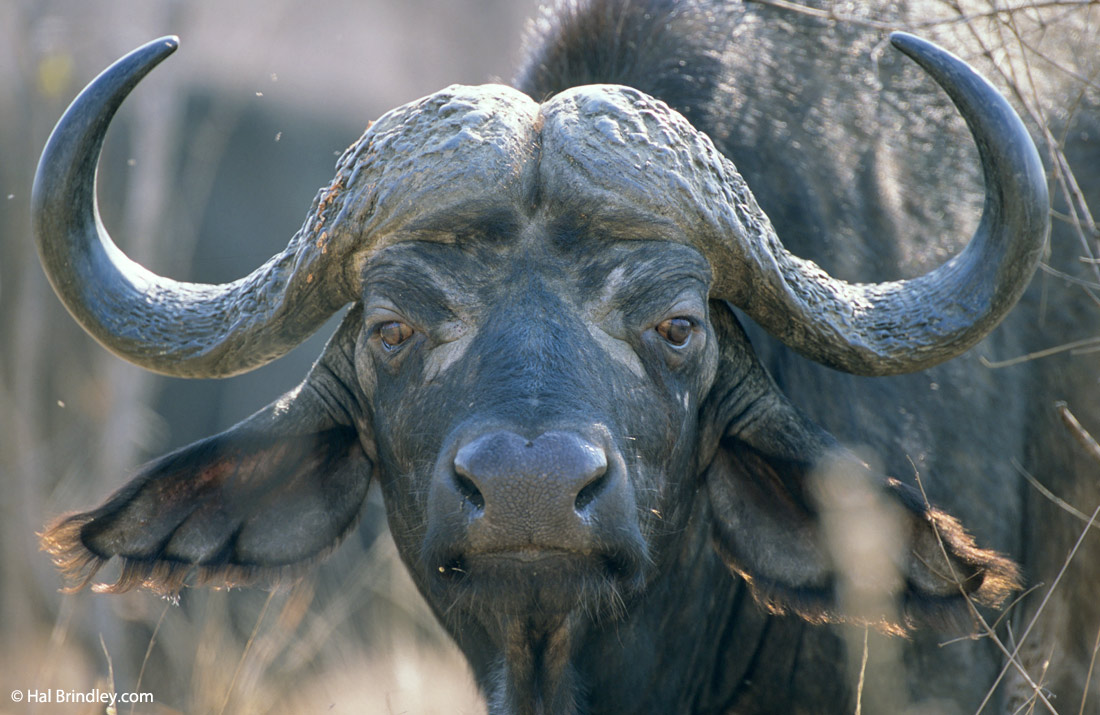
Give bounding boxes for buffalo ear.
[702,306,1020,633]
[41,316,373,597]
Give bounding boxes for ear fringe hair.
[40,513,105,594]
[724,559,1001,639]
[40,508,360,599]
[712,485,1023,639]
[919,505,1023,608]
[714,546,913,638]
[888,479,1023,612]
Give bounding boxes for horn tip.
[150,35,180,58]
[888,31,928,57]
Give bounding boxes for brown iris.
[379,321,414,349]
[656,317,693,347]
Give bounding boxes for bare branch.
[1056,401,1100,465]
[1038,262,1100,290]
[976,497,1100,713]
[981,337,1100,368]
[1081,626,1100,715]
[1012,458,1100,529]
[744,0,899,30]
[218,590,277,715]
[909,466,1059,714]
[747,0,1100,31]
[855,627,869,715]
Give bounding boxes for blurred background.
[1,1,1097,713]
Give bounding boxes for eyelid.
[364,307,415,347]
[657,296,706,325]
[364,304,410,326]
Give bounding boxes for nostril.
[574,469,609,512]
[453,443,487,511]
[454,472,485,511]
[452,431,611,518]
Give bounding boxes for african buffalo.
[33,1,1100,712]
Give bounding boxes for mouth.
[441,546,638,577]
[432,547,644,616]
[477,549,577,562]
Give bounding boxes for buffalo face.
[35,33,1041,714]
[360,229,718,626]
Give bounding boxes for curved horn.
[725,32,1048,376]
[31,37,353,378]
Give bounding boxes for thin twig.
[1039,262,1100,290]
[1012,458,1100,529]
[218,590,277,715]
[909,467,1058,714]
[1056,401,1100,465]
[977,500,1100,713]
[98,633,117,709]
[131,602,171,715]
[990,583,1048,633]
[1080,285,1100,312]
[938,582,1044,648]
[744,0,899,30]
[855,626,869,715]
[1081,626,1100,715]
[1048,209,1098,234]
[981,337,1100,368]
[748,0,1100,31]
[997,20,1100,89]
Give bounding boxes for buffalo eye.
[378,320,414,350]
[656,317,694,347]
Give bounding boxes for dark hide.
[43,231,1019,713]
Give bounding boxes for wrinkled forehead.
[537,84,731,229]
[331,83,731,252]
[331,84,540,244]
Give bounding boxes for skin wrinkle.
[582,264,645,379]
[362,208,712,389]
[585,323,645,378]
[423,323,478,382]
[592,265,627,313]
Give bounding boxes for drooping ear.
[701,304,1020,634]
[41,309,373,597]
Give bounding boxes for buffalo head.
[34,33,1042,711]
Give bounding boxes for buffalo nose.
[451,431,610,545]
